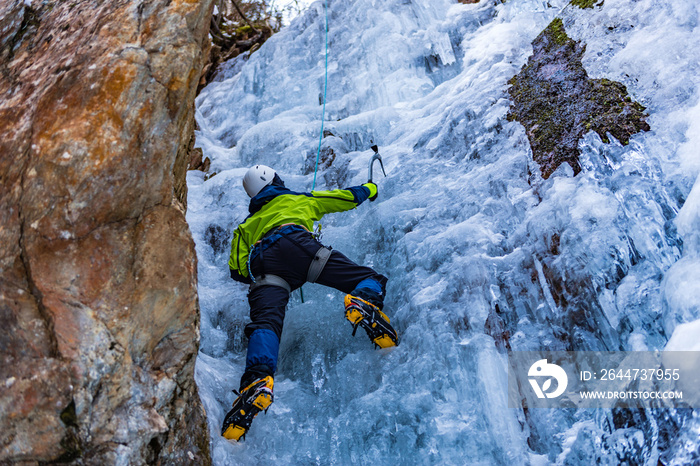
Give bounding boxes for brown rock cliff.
[1,0,213,463]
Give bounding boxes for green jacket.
[229,182,377,282]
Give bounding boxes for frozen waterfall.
[188,0,700,463]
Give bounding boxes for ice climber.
[221,165,400,441]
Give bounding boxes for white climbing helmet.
[243,165,276,198]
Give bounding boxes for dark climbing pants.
[240,229,387,388]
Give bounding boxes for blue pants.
[239,228,386,389]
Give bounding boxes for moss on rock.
[571,0,604,9]
[506,18,649,178]
[548,18,569,46]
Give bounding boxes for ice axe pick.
[368,144,387,184]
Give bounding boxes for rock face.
[507,18,650,178]
[0,0,213,464]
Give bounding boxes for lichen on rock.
[507,17,650,178]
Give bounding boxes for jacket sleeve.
[309,183,375,215]
[228,225,252,281]
[230,267,252,284]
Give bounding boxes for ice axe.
[368,143,387,182]
[368,145,386,202]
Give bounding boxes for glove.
[363,182,378,202]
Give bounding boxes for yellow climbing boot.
[221,375,274,441]
[344,294,400,348]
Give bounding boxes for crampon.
[344,294,400,348]
[221,375,274,441]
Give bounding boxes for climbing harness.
[307,246,332,283]
[247,224,306,286]
[249,274,291,293]
[246,224,333,295]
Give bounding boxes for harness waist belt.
[249,244,332,293]
[307,246,332,283]
[250,274,291,293]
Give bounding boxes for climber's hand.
[363,182,378,202]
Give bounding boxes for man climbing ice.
[221,164,400,441]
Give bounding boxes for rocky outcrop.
[203,12,274,89]
[507,18,649,178]
[0,0,213,464]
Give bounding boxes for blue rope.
[312,0,329,192]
